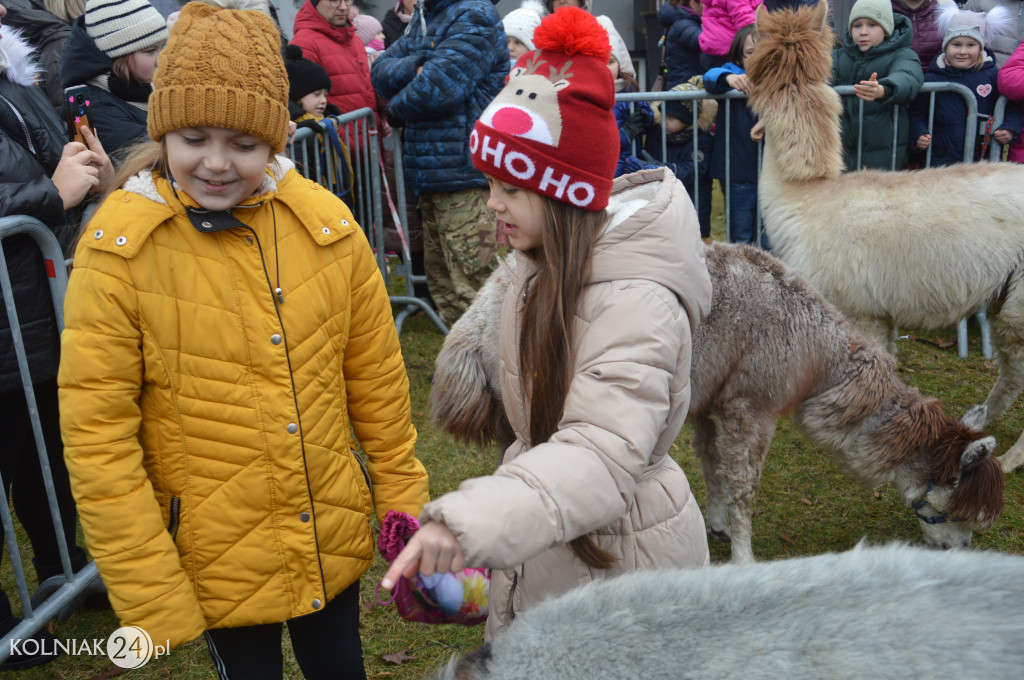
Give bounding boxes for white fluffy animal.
[430,245,1005,564]
[747,1,1024,473]
[429,542,1024,680]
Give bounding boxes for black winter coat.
[382,8,408,49]
[0,29,71,395]
[658,3,703,89]
[2,0,71,110]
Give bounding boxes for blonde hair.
[44,0,85,22]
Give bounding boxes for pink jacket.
[998,40,1024,163]
[698,0,762,57]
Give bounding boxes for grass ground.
[7,184,1024,679]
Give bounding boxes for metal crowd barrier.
[0,216,103,665]
[619,82,1004,359]
[286,108,447,335]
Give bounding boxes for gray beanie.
[848,0,894,37]
[85,0,168,58]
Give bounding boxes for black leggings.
[204,581,367,680]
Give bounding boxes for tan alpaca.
[747,1,1024,473]
[431,246,1004,564]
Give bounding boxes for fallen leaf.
[381,649,418,665]
[800,498,813,506]
[88,664,130,680]
[873,490,883,499]
[780,532,794,545]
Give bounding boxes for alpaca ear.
[961,436,997,472]
[811,0,829,34]
[755,3,770,31]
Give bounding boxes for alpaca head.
[912,430,1003,550]
[747,0,833,97]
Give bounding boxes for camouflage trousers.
[419,188,499,325]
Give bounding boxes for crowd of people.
[1,0,1024,677]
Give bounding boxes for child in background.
[698,0,761,70]
[598,15,660,176]
[658,0,705,88]
[59,0,168,156]
[997,33,1024,162]
[703,24,768,247]
[910,7,1020,166]
[643,77,717,238]
[381,7,711,642]
[283,44,353,207]
[352,13,385,65]
[502,0,544,67]
[832,0,923,170]
[58,2,430,677]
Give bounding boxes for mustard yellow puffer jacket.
[58,161,429,648]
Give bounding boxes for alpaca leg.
[714,405,778,565]
[693,417,730,542]
[851,316,898,355]
[996,428,1024,474]
[978,314,1024,424]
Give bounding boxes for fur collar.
[122,156,297,207]
[0,26,42,87]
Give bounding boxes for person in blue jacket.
[643,77,716,237]
[703,24,768,248]
[910,6,1021,165]
[658,0,704,89]
[370,0,507,325]
[59,0,167,158]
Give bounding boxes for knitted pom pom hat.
[471,7,616,211]
[352,13,382,47]
[284,44,331,102]
[938,5,1012,52]
[148,1,290,153]
[85,0,168,58]
[502,0,545,52]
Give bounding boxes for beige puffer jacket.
[420,168,712,638]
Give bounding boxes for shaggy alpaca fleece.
[431,244,1003,564]
[432,542,1024,680]
[747,1,1024,474]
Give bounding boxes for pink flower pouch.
[375,510,490,626]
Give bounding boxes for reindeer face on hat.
[471,8,618,211]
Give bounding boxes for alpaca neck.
[759,84,844,181]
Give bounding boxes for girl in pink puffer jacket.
[998,38,1024,163]
[698,0,763,68]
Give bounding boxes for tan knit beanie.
[147,1,290,152]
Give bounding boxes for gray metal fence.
[0,215,103,665]
[286,108,446,335]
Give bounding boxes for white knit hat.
[85,0,168,58]
[596,15,634,79]
[503,0,544,52]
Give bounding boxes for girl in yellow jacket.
[56,2,429,678]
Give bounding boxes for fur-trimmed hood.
[0,25,42,87]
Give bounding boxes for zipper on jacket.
[0,93,37,155]
[351,448,372,494]
[167,495,181,540]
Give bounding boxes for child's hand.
[77,124,114,195]
[994,129,1016,145]
[52,142,101,209]
[853,72,886,101]
[287,120,298,146]
[916,133,931,150]
[750,119,765,142]
[379,521,465,589]
[726,73,751,94]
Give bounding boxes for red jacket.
[290,1,378,118]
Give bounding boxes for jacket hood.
[658,2,694,27]
[591,167,711,327]
[843,13,913,55]
[0,26,42,86]
[60,15,113,85]
[293,0,355,41]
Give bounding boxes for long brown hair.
[519,198,618,570]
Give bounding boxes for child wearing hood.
[502,0,544,67]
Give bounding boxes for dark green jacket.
[831,14,923,170]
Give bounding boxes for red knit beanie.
[470,7,617,211]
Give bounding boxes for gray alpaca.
[430,243,1004,564]
[430,542,1024,680]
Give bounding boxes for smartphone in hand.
[63,85,93,144]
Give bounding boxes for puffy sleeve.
[342,226,430,521]
[420,283,688,568]
[58,242,207,649]
[998,40,1024,101]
